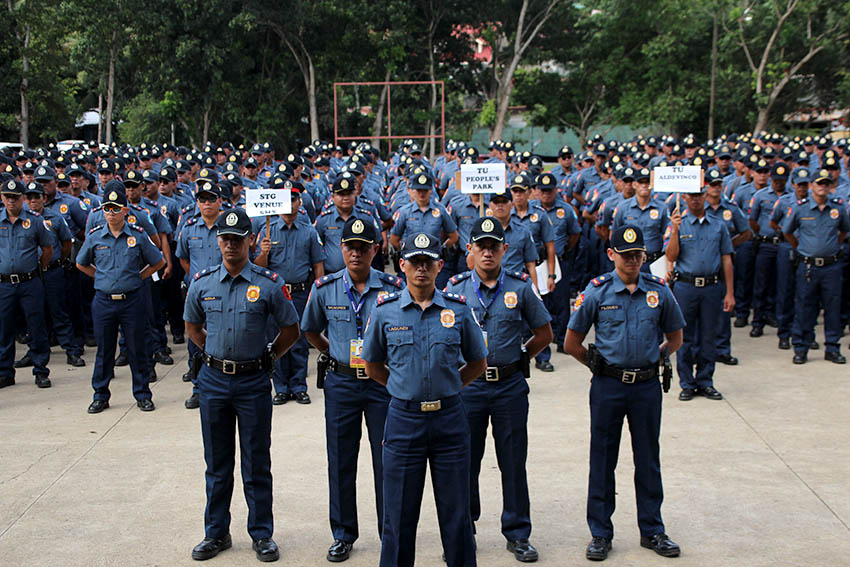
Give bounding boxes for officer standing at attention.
[445,217,553,563]
[301,218,404,563]
[782,168,850,364]
[75,187,165,413]
[564,225,685,562]
[362,232,487,567]
[184,208,300,563]
[665,184,735,401]
[0,179,53,389]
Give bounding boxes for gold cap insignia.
[225,212,238,226]
[418,175,428,185]
[352,220,364,234]
[414,233,429,248]
[624,228,637,243]
[340,179,349,190]
[481,219,494,232]
[108,191,118,201]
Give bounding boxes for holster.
[587,343,603,374]
[316,351,330,389]
[521,351,531,378]
[191,351,204,381]
[662,349,672,393]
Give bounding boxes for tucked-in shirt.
[0,209,52,273]
[663,212,733,276]
[250,215,324,283]
[38,207,73,262]
[782,198,850,257]
[76,222,163,293]
[749,188,786,236]
[176,217,222,278]
[611,197,669,253]
[390,201,457,241]
[315,206,380,273]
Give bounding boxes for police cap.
[341,217,377,245]
[470,217,505,243]
[196,181,221,198]
[610,225,646,254]
[509,173,531,191]
[535,173,556,190]
[408,172,434,191]
[24,181,45,196]
[215,208,252,237]
[34,165,55,181]
[813,169,831,184]
[791,167,811,184]
[332,172,357,193]
[770,163,789,181]
[401,232,441,260]
[1,179,24,195]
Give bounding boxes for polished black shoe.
[0,376,14,388]
[715,354,738,365]
[733,316,748,328]
[34,374,51,388]
[535,361,554,372]
[825,351,847,364]
[149,367,158,383]
[182,370,193,382]
[185,393,200,409]
[137,398,156,412]
[507,538,538,562]
[154,351,174,365]
[678,388,696,401]
[778,337,791,350]
[67,353,86,367]
[698,386,723,400]
[191,535,232,560]
[87,399,109,414]
[15,332,29,344]
[294,391,311,404]
[586,536,611,561]
[272,393,288,405]
[327,539,353,562]
[14,354,34,368]
[793,353,807,364]
[172,333,185,344]
[640,533,680,557]
[114,352,129,366]
[749,326,764,337]
[810,340,820,350]
[252,538,280,562]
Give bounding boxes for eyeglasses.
[103,206,123,214]
[197,196,219,203]
[25,194,43,200]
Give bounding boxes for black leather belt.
[392,394,461,412]
[285,281,310,293]
[800,254,840,267]
[481,360,523,382]
[755,234,783,244]
[675,272,721,287]
[43,259,63,271]
[329,357,368,379]
[204,354,264,375]
[646,250,664,263]
[0,269,39,283]
[599,361,657,384]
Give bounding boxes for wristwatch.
[548,274,556,279]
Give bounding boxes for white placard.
[460,162,507,194]
[650,255,668,280]
[245,188,292,217]
[535,257,562,296]
[652,166,702,193]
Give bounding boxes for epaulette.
[797,198,808,205]
[27,209,41,217]
[591,274,612,287]
[378,272,404,288]
[443,291,466,304]
[88,224,103,235]
[185,217,198,226]
[832,197,844,205]
[646,273,666,285]
[360,196,375,206]
[506,270,529,282]
[194,265,218,281]
[320,208,333,217]
[253,265,280,282]
[449,271,472,285]
[355,206,374,216]
[181,204,194,214]
[314,273,340,288]
[129,223,145,233]
[91,204,103,213]
[376,291,400,306]
[129,203,144,211]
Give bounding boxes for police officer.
[564,225,685,562]
[362,232,487,567]
[445,217,552,563]
[315,172,380,274]
[301,218,404,562]
[610,168,669,271]
[665,184,735,401]
[184,207,300,563]
[782,168,850,364]
[0,179,53,389]
[75,187,165,413]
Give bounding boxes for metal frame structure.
[333,81,446,153]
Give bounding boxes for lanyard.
[342,272,368,339]
[471,269,505,326]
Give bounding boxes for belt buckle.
[110,294,124,300]
[10,274,19,284]
[222,360,237,375]
[285,283,292,294]
[694,277,705,288]
[621,371,637,384]
[485,367,499,381]
[355,367,368,379]
[420,400,441,412]
[815,257,825,267]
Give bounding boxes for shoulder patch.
[449,271,472,285]
[443,292,467,304]
[28,210,41,217]
[376,292,400,306]
[378,272,404,288]
[92,205,103,212]
[591,274,612,287]
[506,270,529,282]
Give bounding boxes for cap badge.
[418,175,428,185]
[340,179,349,190]
[108,191,118,201]
[624,228,637,243]
[225,212,238,226]
[351,220,364,234]
[414,233,430,248]
[481,219,494,232]
[777,166,785,175]
[542,176,551,185]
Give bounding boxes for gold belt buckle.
[420,400,442,412]
[110,293,125,300]
[355,367,368,379]
[222,360,237,375]
[694,277,705,287]
[285,283,292,294]
[485,367,499,381]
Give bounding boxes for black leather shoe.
[810,340,820,350]
[14,354,33,368]
[87,399,109,414]
[640,533,680,557]
[749,326,763,337]
[678,388,696,401]
[15,332,29,344]
[715,354,738,365]
[327,539,353,562]
[0,376,14,388]
[114,352,129,366]
[793,353,807,364]
[185,393,200,409]
[294,391,311,404]
[149,367,158,382]
[586,536,611,561]
[825,351,847,364]
[137,398,155,412]
[182,370,193,382]
[733,316,748,328]
[34,374,51,388]
[698,386,723,400]
[154,351,174,365]
[252,538,280,562]
[507,538,538,562]
[535,361,554,372]
[272,393,288,405]
[172,333,185,344]
[191,535,232,560]
[778,337,791,350]
[67,353,86,367]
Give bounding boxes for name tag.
[326,305,348,310]
[599,305,620,310]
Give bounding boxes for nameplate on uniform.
[599,305,620,310]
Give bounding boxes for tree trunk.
[19,23,30,148]
[97,93,103,144]
[202,98,211,144]
[491,69,515,141]
[754,106,770,133]
[708,12,718,140]
[105,31,117,145]
[371,69,391,150]
[307,55,319,142]
[426,33,438,159]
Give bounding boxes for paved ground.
[1,324,849,567]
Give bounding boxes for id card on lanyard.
[343,273,367,368]
[472,269,506,349]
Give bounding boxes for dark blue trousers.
[0,278,50,379]
[715,308,733,356]
[271,289,308,395]
[775,243,796,340]
[381,396,476,567]
[461,373,531,541]
[752,242,778,329]
[198,365,274,540]
[733,241,754,319]
[588,375,664,539]
[37,266,80,356]
[673,282,724,389]
[324,370,390,543]
[91,290,151,402]
[792,262,843,355]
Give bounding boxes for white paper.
[460,162,507,194]
[650,255,668,280]
[535,256,562,296]
[653,165,702,193]
[245,188,292,217]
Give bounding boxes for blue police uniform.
[362,287,487,567]
[45,191,88,236]
[568,270,685,541]
[315,207,380,273]
[445,269,550,543]
[729,182,761,321]
[749,186,787,331]
[301,268,404,546]
[611,197,669,264]
[184,262,299,541]
[0,207,53,382]
[76,222,163,403]
[390,200,457,242]
[770,191,803,343]
[447,194,483,249]
[538,198,582,348]
[495,218,537,275]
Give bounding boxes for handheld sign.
[245,188,292,217]
[652,166,703,193]
[460,162,507,194]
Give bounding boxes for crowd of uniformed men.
[1,131,848,565]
